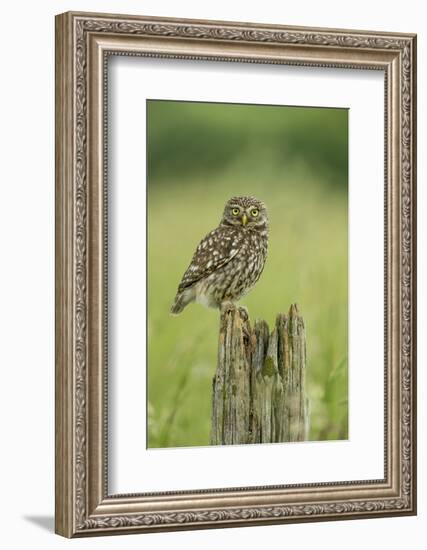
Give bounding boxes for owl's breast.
[223,230,268,294]
[247,229,268,263]
[194,227,268,307]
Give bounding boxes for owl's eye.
[231,207,240,216]
[251,209,259,217]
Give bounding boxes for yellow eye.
[251,209,259,217]
[232,207,240,216]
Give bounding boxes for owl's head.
[221,196,268,229]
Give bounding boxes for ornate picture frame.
[55,11,417,537]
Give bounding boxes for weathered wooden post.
[211,303,309,445]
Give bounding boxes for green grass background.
[147,100,348,448]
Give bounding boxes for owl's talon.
[238,305,249,321]
[220,301,236,315]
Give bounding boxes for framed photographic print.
[55,11,417,537]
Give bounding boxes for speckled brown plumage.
[171,196,268,314]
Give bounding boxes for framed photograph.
[55,11,417,537]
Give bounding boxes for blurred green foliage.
[147,100,348,448]
[148,100,348,185]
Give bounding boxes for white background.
[109,59,384,493]
[0,1,424,548]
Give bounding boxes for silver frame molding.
[55,11,417,537]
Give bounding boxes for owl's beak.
[241,213,248,226]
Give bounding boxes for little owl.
[171,196,268,314]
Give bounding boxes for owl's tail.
[170,288,194,315]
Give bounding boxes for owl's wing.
[177,226,243,291]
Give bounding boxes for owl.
[171,196,268,314]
